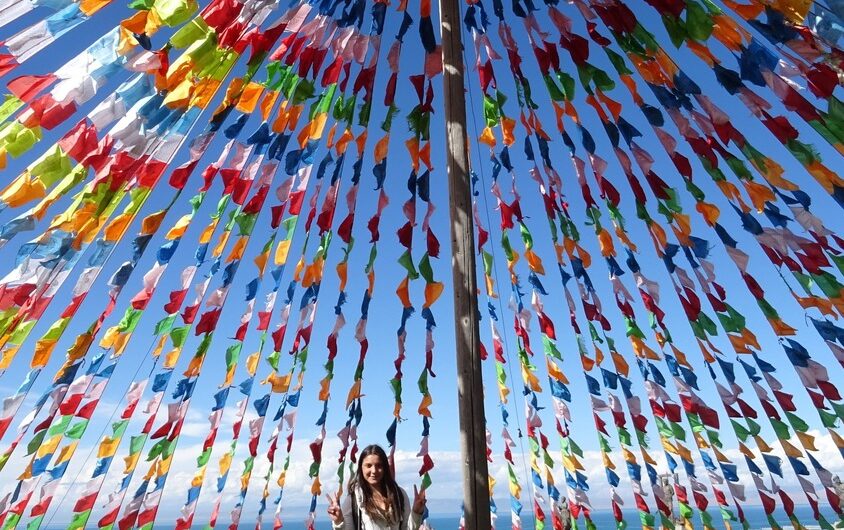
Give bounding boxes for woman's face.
[361,454,385,487]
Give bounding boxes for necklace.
[371,490,389,509]
[367,489,397,524]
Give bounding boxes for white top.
[332,486,422,530]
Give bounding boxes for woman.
[326,444,426,530]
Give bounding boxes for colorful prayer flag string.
[302,3,388,528]
[333,0,411,496]
[0,0,842,526]
[557,6,843,525]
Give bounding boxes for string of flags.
[0,0,842,527]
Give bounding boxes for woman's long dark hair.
[348,444,403,519]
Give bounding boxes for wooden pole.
[438,2,491,529]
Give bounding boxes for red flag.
[426,229,440,258]
[806,64,838,98]
[337,213,354,243]
[537,311,556,339]
[593,412,608,435]
[195,307,223,333]
[0,54,17,76]
[737,398,759,419]
[201,0,242,28]
[28,94,76,129]
[73,492,98,513]
[169,160,199,190]
[163,289,188,314]
[778,490,795,516]
[8,74,56,102]
[321,56,345,87]
[663,402,682,422]
[635,493,649,512]
[693,491,709,511]
[759,492,776,514]
[612,500,624,521]
[818,380,842,401]
[397,221,413,249]
[697,406,720,429]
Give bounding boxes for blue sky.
[0,0,843,525]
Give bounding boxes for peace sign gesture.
[411,484,427,515]
[326,490,343,523]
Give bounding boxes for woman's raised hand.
[326,491,343,524]
[412,484,427,515]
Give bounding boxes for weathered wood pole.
[438,1,492,529]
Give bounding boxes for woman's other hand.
[412,484,427,515]
[326,491,344,523]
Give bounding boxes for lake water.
[432,505,842,529]
[43,505,840,530]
